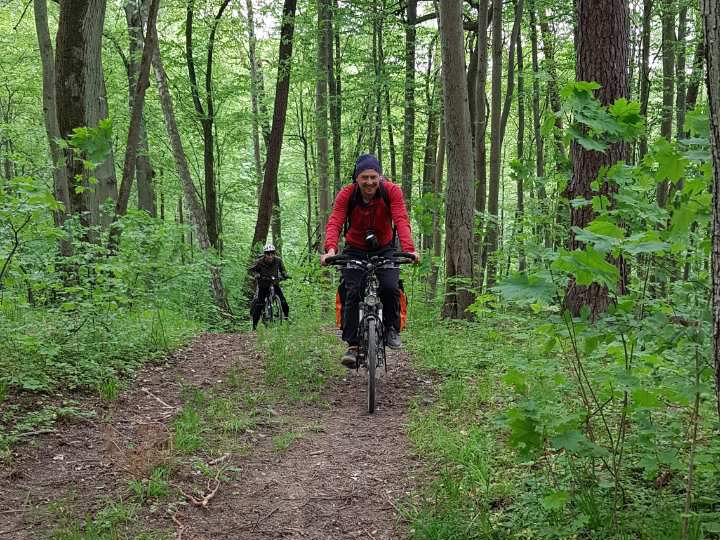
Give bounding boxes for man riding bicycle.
[250,243,289,330]
[320,154,419,368]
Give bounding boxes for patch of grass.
[173,405,204,454]
[97,377,123,402]
[257,317,344,402]
[272,431,300,452]
[51,500,138,540]
[128,465,171,504]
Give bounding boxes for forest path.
[0,331,430,539]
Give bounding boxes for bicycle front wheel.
[271,295,285,322]
[366,318,378,414]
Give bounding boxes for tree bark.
[401,0,417,202]
[439,0,476,320]
[109,0,160,251]
[251,0,297,250]
[316,0,331,249]
[429,115,445,299]
[125,0,156,217]
[486,0,523,288]
[675,3,688,141]
[151,28,231,316]
[539,9,567,169]
[564,0,629,319]
[421,38,440,251]
[34,0,71,255]
[328,0,342,196]
[186,0,230,248]
[702,0,720,420]
[638,0,653,158]
[686,26,705,114]
[474,0,489,287]
[246,0,264,199]
[516,21,526,272]
[657,0,676,208]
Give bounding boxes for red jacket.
[324,179,415,253]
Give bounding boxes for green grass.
[257,317,344,402]
[272,431,300,452]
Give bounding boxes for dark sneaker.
[385,328,402,349]
[341,347,358,368]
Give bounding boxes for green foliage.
[128,466,170,504]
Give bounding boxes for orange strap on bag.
[335,290,343,329]
[399,289,408,330]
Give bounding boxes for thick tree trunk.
[702,0,720,420]
[151,29,231,316]
[316,0,331,249]
[34,0,71,255]
[125,0,156,217]
[439,0,476,320]
[638,0,652,158]
[564,0,629,319]
[251,0,297,250]
[401,0,417,202]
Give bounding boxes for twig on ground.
[179,469,221,508]
[254,506,279,528]
[208,453,229,465]
[142,388,176,409]
[171,513,184,540]
[16,429,56,437]
[363,528,377,540]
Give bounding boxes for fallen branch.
[208,453,229,466]
[171,513,184,540]
[179,469,221,508]
[142,388,176,410]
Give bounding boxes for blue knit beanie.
[352,154,382,181]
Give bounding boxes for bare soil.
[0,332,430,539]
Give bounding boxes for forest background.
[1,0,720,537]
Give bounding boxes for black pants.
[341,245,399,346]
[251,281,289,328]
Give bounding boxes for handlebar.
[325,252,416,267]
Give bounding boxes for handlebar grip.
[325,255,350,265]
[393,252,416,262]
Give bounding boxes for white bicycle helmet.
[263,243,276,253]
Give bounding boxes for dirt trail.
[0,333,429,539]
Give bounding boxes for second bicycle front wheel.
[366,318,378,414]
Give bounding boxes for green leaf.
[493,272,556,304]
[567,126,608,152]
[551,248,620,290]
[631,388,663,408]
[652,138,689,183]
[541,490,570,511]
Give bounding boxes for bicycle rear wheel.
[366,318,378,414]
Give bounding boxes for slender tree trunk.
[516,22,526,272]
[676,3,688,141]
[401,0,417,202]
[251,0,297,249]
[125,0,156,217]
[151,28,231,316]
[34,0,71,255]
[475,0,489,288]
[372,5,383,164]
[486,0,523,288]
[109,0,160,251]
[422,40,440,251]
[439,0,476,320]
[316,0,331,249]
[327,0,342,196]
[657,0,676,208]
[246,0,264,199]
[539,9,567,169]
[686,26,705,114]
[702,0,720,420]
[429,116,445,299]
[639,0,653,158]
[379,31,397,180]
[564,0,629,319]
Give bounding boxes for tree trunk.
[686,26,705,114]
[429,115,445,300]
[125,0,156,217]
[316,0,331,249]
[539,9,567,169]
[55,0,99,231]
[658,0,676,208]
[702,0,720,420]
[151,28,231,316]
[486,0,523,288]
[401,0,417,202]
[246,0,264,199]
[439,0,476,320]
[516,21,526,273]
[186,0,230,248]
[474,0,489,288]
[109,0,160,251]
[328,0,342,196]
[421,39,440,251]
[372,5,383,163]
[34,0,71,255]
[564,0,629,319]
[675,3,688,141]
[251,0,297,250]
[379,31,397,180]
[638,0,652,158]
